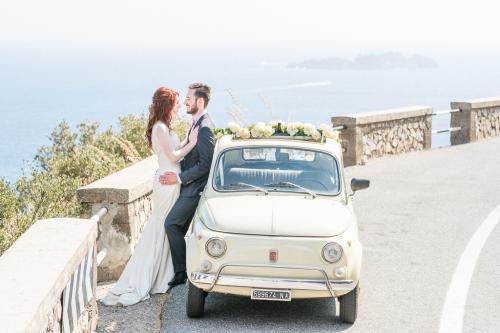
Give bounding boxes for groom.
[159,83,216,287]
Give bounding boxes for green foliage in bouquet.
[0,114,190,255]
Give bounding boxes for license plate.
[251,288,291,302]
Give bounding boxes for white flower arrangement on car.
[213,121,340,142]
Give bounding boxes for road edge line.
[438,204,500,333]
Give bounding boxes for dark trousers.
[164,195,201,273]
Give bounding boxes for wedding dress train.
[101,123,181,306]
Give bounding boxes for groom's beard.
[187,105,199,115]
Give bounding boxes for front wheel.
[186,281,206,318]
[339,282,359,324]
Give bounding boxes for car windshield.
[213,146,341,196]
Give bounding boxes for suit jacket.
[179,113,216,197]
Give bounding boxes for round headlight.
[205,238,227,258]
[322,242,343,263]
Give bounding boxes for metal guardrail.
[89,206,109,266]
[431,108,462,134]
[432,127,461,134]
[332,125,346,131]
[90,207,108,223]
[431,108,461,116]
[97,248,108,265]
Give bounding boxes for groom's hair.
[189,83,211,108]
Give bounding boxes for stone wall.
[451,97,500,144]
[45,296,63,333]
[0,218,98,333]
[77,156,158,281]
[45,297,97,333]
[362,117,428,160]
[332,106,433,166]
[73,301,99,333]
[475,107,500,139]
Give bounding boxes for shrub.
[0,178,18,254]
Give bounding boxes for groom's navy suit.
[165,113,215,273]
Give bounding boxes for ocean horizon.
[1,47,499,182]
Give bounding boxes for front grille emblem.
[269,249,278,263]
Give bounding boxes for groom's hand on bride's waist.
[159,172,179,185]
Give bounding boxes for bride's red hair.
[146,87,179,148]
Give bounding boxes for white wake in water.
[218,81,333,95]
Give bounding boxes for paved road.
[163,285,346,332]
[161,137,500,333]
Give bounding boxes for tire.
[186,281,206,318]
[339,282,359,324]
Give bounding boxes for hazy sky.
[1,0,499,53]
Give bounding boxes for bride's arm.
[155,124,197,164]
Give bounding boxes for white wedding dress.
[101,123,181,306]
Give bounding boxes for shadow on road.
[162,284,353,332]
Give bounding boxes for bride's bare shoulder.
[153,121,170,134]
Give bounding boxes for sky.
[1,0,499,55]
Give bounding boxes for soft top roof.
[215,135,343,157]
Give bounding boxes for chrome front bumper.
[190,263,355,298]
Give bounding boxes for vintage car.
[185,134,369,323]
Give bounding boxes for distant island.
[288,52,437,70]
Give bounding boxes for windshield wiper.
[224,182,269,195]
[264,181,317,199]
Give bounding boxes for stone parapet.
[332,106,433,166]
[0,218,98,333]
[451,97,500,145]
[77,156,158,281]
[77,156,158,205]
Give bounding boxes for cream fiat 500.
[186,135,369,323]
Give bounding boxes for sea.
[1,46,499,182]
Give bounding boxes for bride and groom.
[102,83,215,306]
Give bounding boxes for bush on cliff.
[0,114,190,255]
[0,178,18,253]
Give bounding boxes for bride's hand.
[189,127,199,145]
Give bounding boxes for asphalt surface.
[163,285,347,332]
[96,281,166,333]
[161,137,500,333]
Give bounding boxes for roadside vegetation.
[0,115,190,255]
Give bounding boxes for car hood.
[199,195,352,237]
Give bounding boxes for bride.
[101,87,198,306]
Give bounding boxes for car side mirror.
[351,178,370,192]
